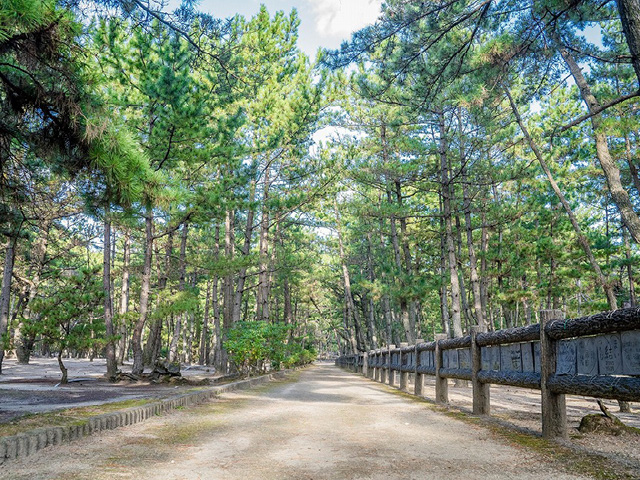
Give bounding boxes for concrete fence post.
[471,326,490,415]
[435,334,448,404]
[362,352,368,377]
[388,345,396,387]
[414,339,424,397]
[380,349,388,384]
[374,350,381,382]
[540,309,567,439]
[399,342,409,391]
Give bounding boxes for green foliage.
[225,321,316,375]
[24,266,107,354]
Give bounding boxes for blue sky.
[164,0,382,57]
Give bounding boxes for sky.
[164,0,383,57]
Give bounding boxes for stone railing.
[336,308,640,439]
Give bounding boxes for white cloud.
[308,0,382,37]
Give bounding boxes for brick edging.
[0,368,292,464]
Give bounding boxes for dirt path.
[0,363,593,480]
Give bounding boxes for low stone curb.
[0,369,290,464]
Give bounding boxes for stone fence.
[336,308,640,439]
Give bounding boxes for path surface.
[1,363,589,480]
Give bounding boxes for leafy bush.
[225,321,316,376]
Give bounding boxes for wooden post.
[471,326,490,415]
[435,334,448,404]
[540,309,567,439]
[388,345,396,387]
[399,342,409,391]
[414,339,424,397]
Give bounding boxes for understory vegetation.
[1,0,639,380]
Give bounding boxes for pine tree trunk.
[233,182,256,323]
[132,208,153,375]
[554,35,640,244]
[480,210,490,330]
[117,230,131,365]
[199,279,211,365]
[505,86,618,310]
[219,211,235,373]
[378,216,394,346]
[394,180,418,343]
[0,234,18,374]
[624,227,637,307]
[365,231,379,349]
[462,179,486,331]
[616,0,640,85]
[257,168,271,322]
[335,197,364,352]
[103,211,118,380]
[169,223,188,363]
[438,108,463,338]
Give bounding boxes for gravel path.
[0,363,590,480]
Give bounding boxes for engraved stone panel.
[521,342,534,372]
[418,350,428,367]
[501,344,522,371]
[481,347,491,371]
[533,341,541,373]
[556,339,577,375]
[442,350,450,369]
[489,345,500,371]
[429,351,434,368]
[449,349,459,369]
[621,330,640,375]
[458,348,471,370]
[596,333,623,375]
[576,336,598,375]
[408,351,415,368]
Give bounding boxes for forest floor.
[0,362,639,479]
[0,356,222,424]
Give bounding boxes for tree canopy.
[1,0,639,380]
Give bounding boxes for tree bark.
[438,108,463,338]
[335,197,364,352]
[233,181,256,323]
[616,0,640,86]
[132,207,153,375]
[103,210,118,380]
[462,177,486,331]
[169,223,188,363]
[199,279,211,365]
[117,229,131,365]
[624,227,637,307]
[378,215,394,346]
[365,230,379,349]
[257,167,271,322]
[0,234,18,374]
[219,210,235,373]
[439,201,451,338]
[394,180,419,343]
[554,34,640,243]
